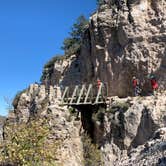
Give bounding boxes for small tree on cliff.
[96,0,105,6]
[61,15,88,55]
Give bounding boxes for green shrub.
[108,101,129,113]
[68,107,76,115]
[40,15,88,83]
[0,118,60,166]
[61,15,88,55]
[96,0,105,6]
[44,55,64,69]
[92,107,105,123]
[82,133,103,166]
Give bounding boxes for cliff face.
[91,93,166,165]
[0,116,6,142]
[3,84,83,165]
[80,0,166,97]
[1,0,166,165]
[44,55,82,87]
[3,85,166,165]
[50,0,166,97]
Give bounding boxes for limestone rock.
[2,83,83,166]
[1,0,166,165]
[0,116,5,142]
[49,0,166,98]
[115,127,166,166]
[93,93,166,165]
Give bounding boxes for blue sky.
[0,0,96,116]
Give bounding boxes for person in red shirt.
[150,75,158,95]
[97,79,101,90]
[132,76,140,96]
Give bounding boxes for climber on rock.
[132,76,141,96]
[150,75,158,95]
[97,79,101,90]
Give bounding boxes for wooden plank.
[77,84,85,104]
[61,87,69,102]
[95,83,103,104]
[84,84,92,104]
[70,85,79,104]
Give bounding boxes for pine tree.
[61,15,88,55]
[96,0,105,6]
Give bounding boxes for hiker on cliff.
[132,76,141,96]
[150,75,158,95]
[97,79,101,90]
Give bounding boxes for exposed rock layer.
[50,0,166,97]
[3,84,83,166]
[1,0,166,165]
[4,84,166,165]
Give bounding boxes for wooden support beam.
[61,87,69,103]
[77,84,85,104]
[95,83,103,104]
[70,85,79,104]
[84,84,92,104]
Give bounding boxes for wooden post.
[77,84,85,104]
[84,84,92,104]
[95,83,103,104]
[70,85,79,104]
[61,87,69,104]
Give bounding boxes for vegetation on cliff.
[82,133,103,166]
[61,15,88,55]
[40,15,88,83]
[0,117,60,166]
[96,0,105,6]
[40,55,64,82]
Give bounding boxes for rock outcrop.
[3,84,83,166]
[0,116,5,142]
[90,93,166,165]
[48,0,166,97]
[1,0,166,165]
[3,84,166,165]
[80,0,166,97]
[115,127,166,166]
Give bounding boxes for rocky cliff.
[2,84,166,165]
[81,0,166,97]
[0,116,5,142]
[92,93,166,165]
[47,0,166,97]
[1,0,166,165]
[2,84,83,165]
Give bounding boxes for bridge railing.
[61,82,108,105]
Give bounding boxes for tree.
[61,15,88,55]
[4,96,13,111]
[96,0,105,6]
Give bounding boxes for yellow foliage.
[0,117,60,166]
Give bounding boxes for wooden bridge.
[61,83,108,106]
